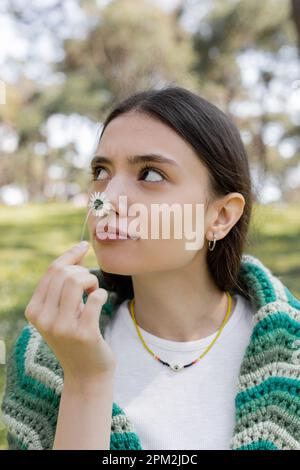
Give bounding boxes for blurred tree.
[50,0,199,117]
[291,0,300,52]
[0,0,199,202]
[180,0,300,200]
[1,0,300,202]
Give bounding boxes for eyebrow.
[90,153,179,168]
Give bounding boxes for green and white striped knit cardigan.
[1,253,300,450]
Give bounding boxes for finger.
[77,256,86,267]
[51,241,90,269]
[35,267,94,330]
[57,272,100,326]
[75,242,91,268]
[77,288,108,332]
[43,265,88,316]
[26,275,51,320]
[30,242,90,307]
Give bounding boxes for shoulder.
[231,256,300,449]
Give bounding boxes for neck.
[130,254,236,342]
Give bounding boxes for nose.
[100,177,129,217]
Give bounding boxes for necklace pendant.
[169,361,184,372]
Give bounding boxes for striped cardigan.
[1,253,300,450]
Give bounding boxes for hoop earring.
[208,233,217,251]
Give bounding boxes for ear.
[211,193,245,240]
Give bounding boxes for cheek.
[142,199,206,241]
[137,237,201,273]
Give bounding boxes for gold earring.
[208,233,217,251]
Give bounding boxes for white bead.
[170,361,184,371]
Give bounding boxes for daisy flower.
[88,191,114,218]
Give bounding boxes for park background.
[0,0,300,449]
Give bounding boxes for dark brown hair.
[93,85,253,304]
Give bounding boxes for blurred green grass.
[0,201,299,449]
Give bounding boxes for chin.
[93,252,140,276]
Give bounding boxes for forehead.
[95,112,211,188]
[96,112,196,165]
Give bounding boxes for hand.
[24,241,117,386]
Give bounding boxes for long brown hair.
[92,85,253,305]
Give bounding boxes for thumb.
[76,241,90,266]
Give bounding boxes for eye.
[138,165,166,183]
[90,165,166,183]
[91,166,109,181]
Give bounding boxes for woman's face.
[86,112,214,275]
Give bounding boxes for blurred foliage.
[0,200,300,448]
[1,0,300,202]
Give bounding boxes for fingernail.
[78,241,89,249]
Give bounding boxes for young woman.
[2,86,300,450]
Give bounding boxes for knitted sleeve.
[1,323,63,450]
[230,280,300,450]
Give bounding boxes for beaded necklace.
[128,292,232,372]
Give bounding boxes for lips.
[95,223,131,239]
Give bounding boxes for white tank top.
[104,293,255,450]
